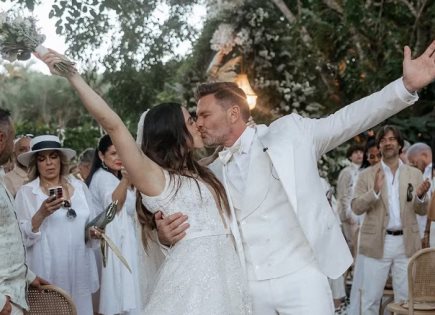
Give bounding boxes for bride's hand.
[33,49,75,77]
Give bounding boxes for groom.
[156,41,435,314]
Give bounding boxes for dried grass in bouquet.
[0,11,76,75]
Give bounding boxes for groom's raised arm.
[300,40,435,159]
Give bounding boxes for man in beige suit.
[352,125,431,315]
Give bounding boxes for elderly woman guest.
[86,134,145,315]
[77,148,95,181]
[15,135,100,315]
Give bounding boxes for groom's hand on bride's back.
[155,211,189,246]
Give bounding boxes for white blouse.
[15,176,99,313]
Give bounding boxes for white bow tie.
[218,143,241,165]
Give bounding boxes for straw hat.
[17,135,76,167]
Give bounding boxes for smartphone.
[48,186,63,199]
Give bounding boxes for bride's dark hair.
[136,103,229,248]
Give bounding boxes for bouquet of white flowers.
[0,11,76,74]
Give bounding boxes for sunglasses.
[407,183,413,202]
[62,200,77,219]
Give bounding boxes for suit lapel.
[259,129,298,214]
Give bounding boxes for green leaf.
[25,0,35,11]
[55,25,63,34]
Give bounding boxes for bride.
[38,50,251,315]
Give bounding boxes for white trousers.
[348,254,365,315]
[248,262,334,315]
[430,222,435,248]
[328,275,346,299]
[360,235,408,315]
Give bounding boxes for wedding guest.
[407,142,433,245]
[3,135,32,196]
[15,135,100,315]
[0,110,47,315]
[78,148,94,181]
[336,144,364,255]
[86,134,144,315]
[348,136,381,314]
[352,126,430,314]
[362,137,382,168]
[400,139,411,164]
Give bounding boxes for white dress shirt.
[424,163,433,194]
[381,160,403,231]
[221,126,256,194]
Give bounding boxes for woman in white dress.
[39,50,251,315]
[86,134,144,315]
[15,135,100,315]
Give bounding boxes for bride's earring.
[102,161,108,170]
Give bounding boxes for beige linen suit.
[352,163,427,259]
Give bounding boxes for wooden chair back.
[408,248,435,314]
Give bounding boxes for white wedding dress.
[141,170,251,315]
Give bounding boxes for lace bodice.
[141,171,228,240]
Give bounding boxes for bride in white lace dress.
[141,169,249,314]
[39,51,251,315]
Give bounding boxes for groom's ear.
[228,104,241,123]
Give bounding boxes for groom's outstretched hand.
[402,40,435,92]
[155,211,189,246]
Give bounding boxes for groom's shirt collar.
[227,126,256,156]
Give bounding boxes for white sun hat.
[17,135,76,167]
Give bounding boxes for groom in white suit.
[157,41,435,314]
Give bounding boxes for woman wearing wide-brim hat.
[15,135,101,315]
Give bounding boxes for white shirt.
[15,176,99,314]
[381,160,403,230]
[424,163,433,195]
[223,126,256,194]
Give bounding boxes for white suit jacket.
[209,78,418,279]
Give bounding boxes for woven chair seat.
[24,285,77,315]
[387,302,435,314]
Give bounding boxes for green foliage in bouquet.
[0,11,76,74]
[0,11,45,62]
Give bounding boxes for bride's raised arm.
[38,50,164,196]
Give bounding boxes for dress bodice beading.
[141,171,230,241]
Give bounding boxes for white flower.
[210,23,235,54]
[234,28,250,47]
[14,16,24,24]
[0,12,7,27]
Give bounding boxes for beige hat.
[17,135,76,167]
